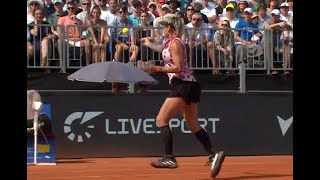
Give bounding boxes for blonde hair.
[160,13,184,37]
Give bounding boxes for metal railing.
[27,24,293,93]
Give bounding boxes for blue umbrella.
[67,61,158,84]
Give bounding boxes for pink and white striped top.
[162,37,196,84]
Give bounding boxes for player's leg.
[182,103,225,178]
[150,97,184,168]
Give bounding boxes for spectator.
[99,0,112,23]
[111,5,139,63]
[222,0,239,19]
[186,12,210,68]
[62,0,83,16]
[257,2,270,31]
[135,10,156,62]
[104,0,120,38]
[153,4,173,43]
[213,19,235,73]
[127,0,137,14]
[47,0,65,37]
[234,8,263,64]
[28,8,52,68]
[264,9,292,75]
[43,0,56,18]
[182,4,194,24]
[148,2,159,18]
[129,0,143,26]
[87,5,110,63]
[221,3,239,30]
[76,0,92,25]
[215,0,226,18]
[199,0,217,27]
[190,0,209,23]
[155,0,166,16]
[266,0,278,17]
[27,0,44,24]
[76,0,92,43]
[279,2,291,23]
[167,0,182,16]
[287,0,293,16]
[237,0,250,21]
[47,0,64,62]
[27,0,44,61]
[57,1,88,60]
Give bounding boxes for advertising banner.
[42,93,293,158]
[27,104,56,164]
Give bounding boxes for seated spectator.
[111,5,139,63]
[213,19,235,74]
[148,2,159,18]
[251,12,263,44]
[167,0,182,17]
[182,4,194,24]
[221,3,239,30]
[62,0,83,16]
[222,0,239,19]
[264,9,292,74]
[186,13,210,68]
[256,2,270,31]
[190,0,209,23]
[287,0,293,16]
[57,1,88,63]
[199,0,217,27]
[28,0,44,62]
[87,5,110,63]
[27,0,44,24]
[43,0,56,18]
[153,4,173,44]
[279,2,292,23]
[28,8,52,68]
[135,10,156,62]
[234,8,263,65]
[266,0,279,17]
[237,0,250,21]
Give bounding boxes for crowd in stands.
[27,0,293,75]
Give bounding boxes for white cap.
[239,0,248,3]
[161,4,173,13]
[280,2,289,7]
[244,7,252,14]
[271,9,280,16]
[251,12,258,19]
[53,0,63,4]
[227,0,237,3]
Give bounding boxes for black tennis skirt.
[168,77,201,105]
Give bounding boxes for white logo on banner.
[277,115,293,136]
[64,112,103,142]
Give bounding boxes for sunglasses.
[187,8,193,11]
[119,11,125,14]
[192,18,201,21]
[226,8,233,12]
[82,3,90,5]
[221,24,228,27]
[67,7,75,10]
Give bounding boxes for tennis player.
[140,13,225,178]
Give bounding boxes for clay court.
[27,155,292,180]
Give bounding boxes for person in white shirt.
[279,2,292,23]
[186,12,210,68]
[199,0,217,27]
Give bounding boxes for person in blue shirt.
[234,7,263,64]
